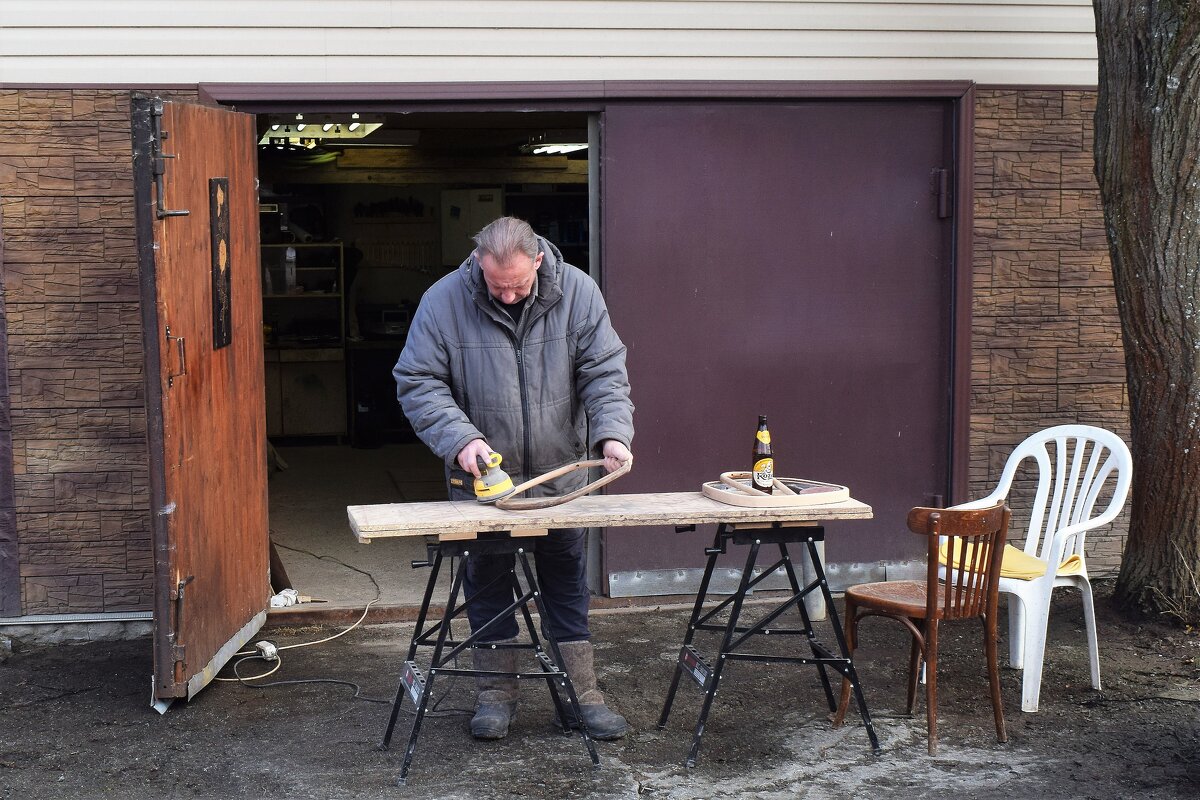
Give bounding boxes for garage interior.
[258,110,593,609]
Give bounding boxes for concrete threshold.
[262,589,827,628]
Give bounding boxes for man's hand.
[457,439,494,477]
[601,440,633,474]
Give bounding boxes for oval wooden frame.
[702,472,850,507]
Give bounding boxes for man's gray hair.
[473,216,540,262]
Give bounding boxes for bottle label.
[756,430,771,445]
[753,458,774,488]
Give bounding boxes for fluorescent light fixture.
[531,143,587,155]
[520,131,589,156]
[258,113,386,146]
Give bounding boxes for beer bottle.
[752,415,774,494]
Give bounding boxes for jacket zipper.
[514,339,531,483]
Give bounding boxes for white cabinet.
[440,187,503,266]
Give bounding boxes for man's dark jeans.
[463,527,590,644]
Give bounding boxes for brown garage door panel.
[602,100,953,571]
[133,97,270,702]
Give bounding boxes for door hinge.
[168,575,194,682]
[934,168,952,219]
[151,98,190,220]
[171,574,195,637]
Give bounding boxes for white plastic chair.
[951,425,1131,712]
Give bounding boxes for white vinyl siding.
[0,0,1098,86]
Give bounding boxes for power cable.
[216,539,473,716]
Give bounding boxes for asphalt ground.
[2,583,1198,799]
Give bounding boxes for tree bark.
[1094,1,1200,623]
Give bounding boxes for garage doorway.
[224,87,969,610]
[255,111,596,610]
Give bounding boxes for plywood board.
[348,491,871,543]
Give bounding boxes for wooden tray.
[701,472,851,507]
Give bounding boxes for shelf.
[261,240,347,438]
[262,242,345,248]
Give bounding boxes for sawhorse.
[658,522,881,766]
[379,531,600,785]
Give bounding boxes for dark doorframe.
[951,84,976,504]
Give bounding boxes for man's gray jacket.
[393,237,634,496]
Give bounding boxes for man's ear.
[535,252,545,268]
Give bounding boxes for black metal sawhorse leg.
[379,534,600,785]
[658,523,880,767]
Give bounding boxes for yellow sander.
[449,451,516,503]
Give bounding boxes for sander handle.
[495,457,632,511]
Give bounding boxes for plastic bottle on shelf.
[284,246,297,293]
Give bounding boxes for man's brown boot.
[554,640,629,740]
[470,638,520,739]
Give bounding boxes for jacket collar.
[461,235,565,327]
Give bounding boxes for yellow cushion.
[939,541,1084,581]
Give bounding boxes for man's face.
[478,250,542,305]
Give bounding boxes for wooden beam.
[336,148,579,171]
[261,165,587,185]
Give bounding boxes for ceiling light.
[531,143,587,155]
[258,114,389,147]
[520,131,589,156]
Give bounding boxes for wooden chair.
[833,503,1011,755]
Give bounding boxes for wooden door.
[131,97,268,705]
[601,100,956,582]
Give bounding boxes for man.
[393,216,634,741]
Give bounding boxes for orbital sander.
[449,451,516,503]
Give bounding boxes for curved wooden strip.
[494,458,632,511]
[717,471,798,496]
[720,471,767,496]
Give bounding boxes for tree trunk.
[1094,2,1200,623]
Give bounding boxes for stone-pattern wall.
[972,88,1131,575]
[0,90,169,615]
